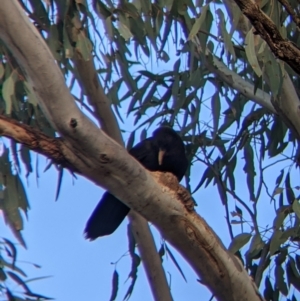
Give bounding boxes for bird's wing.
[129,138,159,170]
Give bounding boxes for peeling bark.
[0,115,74,169]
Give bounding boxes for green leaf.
[155,8,163,36]
[287,257,300,278]
[24,275,53,284]
[228,233,252,253]
[246,233,264,259]
[3,238,17,268]
[158,243,165,261]
[217,9,235,60]
[55,166,64,201]
[122,2,140,16]
[94,0,112,19]
[2,71,18,114]
[7,271,30,292]
[47,25,62,60]
[0,268,7,281]
[263,276,274,300]
[124,253,140,300]
[295,254,300,273]
[104,17,114,41]
[2,174,24,235]
[275,264,288,296]
[63,25,74,59]
[270,229,285,256]
[286,260,300,291]
[165,243,187,282]
[15,175,30,216]
[20,145,33,177]
[263,48,283,96]
[24,82,38,107]
[245,30,262,77]
[171,73,180,111]
[109,270,119,301]
[273,187,283,197]
[285,172,295,205]
[273,207,289,229]
[30,0,50,27]
[275,169,284,186]
[211,92,220,140]
[243,142,256,201]
[192,166,214,193]
[188,4,209,41]
[123,274,137,301]
[292,200,300,219]
[0,63,4,80]
[117,20,133,42]
[126,131,135,150]
[275,248,287,265]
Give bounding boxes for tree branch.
[205,52,276,113]
[232,0,300,75]
[0,115,75,170]
[0,1,264,300]
[72,52,123,143]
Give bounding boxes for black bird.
[84,127,188,240]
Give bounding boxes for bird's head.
[152,127,185,166]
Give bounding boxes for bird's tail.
[84,192,130,240]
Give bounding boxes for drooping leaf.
[3,238,17,268]
[211,92,220,141]
[243,142,256,202]
[246,233,264,260]
[2,71,18,115]
[165,243,187,282]
[270,229,285,256]
[109,270,119,301]
[292,200,300,220]
[264,276,274,301]
[188,4,209,41]
[285,172,295,205]
[245,30,262,77]
[7,271,30,292]
[20,145,33,177]
[55,166,64,201]
[273,187,283,197]
[275,264,288,296]
[228,233,252,254]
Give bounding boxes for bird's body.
[85,127,188,240]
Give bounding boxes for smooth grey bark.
[206,52,275,113]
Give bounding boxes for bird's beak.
[158,148,166,166]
